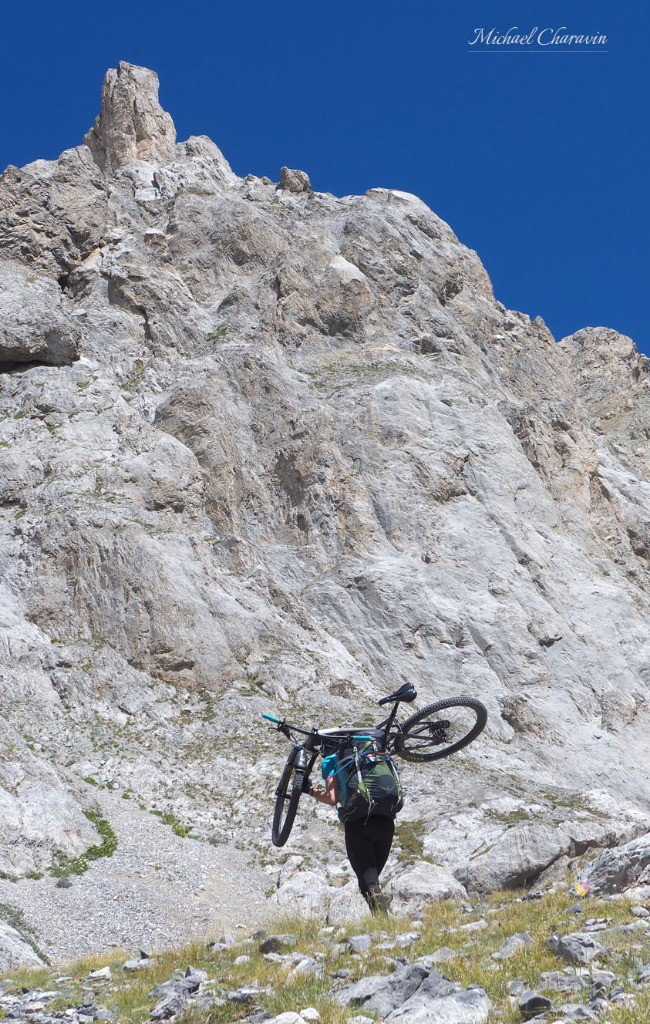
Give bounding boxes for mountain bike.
[262,683,487,847]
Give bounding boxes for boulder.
[265,1015,303,1024]
[419,947,459,966]
[88,966,112,980]
[259,934,298,954]
[336,963,430,1017]
[271,871,334,918]
[492,932,533,960]
[539,972,588,994]
[457,823,568,894]
[288,956,321,979]
[386,982,491,1023]
[547,932,605,965]
[519,991,552,1019]
[278,167,311,193]
[580,832,650,894]
[348,934,372,954]
[387,861,467,913]
[336,964,490,1024]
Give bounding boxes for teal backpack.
[335,735,403,824]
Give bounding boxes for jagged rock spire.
[83,61,176,175]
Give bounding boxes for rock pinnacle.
[83,61,176,175]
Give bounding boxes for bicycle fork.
[275,745,316,797]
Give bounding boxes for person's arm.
[310,774,338,806]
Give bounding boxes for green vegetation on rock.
[151,809,194,838]
[50,810,118,878]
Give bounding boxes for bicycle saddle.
[378,683,417,705]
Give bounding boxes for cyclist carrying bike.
[264,683,487,918]
[307,758,395,914]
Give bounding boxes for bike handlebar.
[262,713,283,724]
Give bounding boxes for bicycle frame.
[262,689,409,772]
[261,717,322,792]
[376,699,404,752]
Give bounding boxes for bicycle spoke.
[396,697,487,762]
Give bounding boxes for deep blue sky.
[2,1,648,353]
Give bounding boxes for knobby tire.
[271,752,305,847]
[396,696,488,762]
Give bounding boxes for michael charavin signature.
[468,26,608,49]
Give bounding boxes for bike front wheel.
[271,751,306,847]
[394,696,487,762]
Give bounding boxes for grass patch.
[50,810,118,877]
[2,965,53,991]
[1,894,648,1024]
[607,991,650,1023]
[207,326,228,342]
[394,818,426,864]
[151,809,194,838]
[484,807,532,825]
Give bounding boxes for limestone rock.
[272,871,367,924]
[456,823,569,894]
[386,860,468,913]
[386,985,491,1023]
[560,327,650,470]
[492,932,533,960]
[84,61,176,175]
[519,991,552,1019]
[580,832,650,894]
[271,871,333,918]
[547,932,605,965]
[278,166,311,193]
[265,1015,303,1024]
[335,963,433,1016]
[0,262,80,367]
[348,933,372,954]
[0,920,45,972]
[337,964,491,1023]
[420,947,459,966]
[0,145,107,275]
[259,934,297,954]
[0,718,97,878]
[326,880,370,925]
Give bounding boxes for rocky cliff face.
[0,62,648,957]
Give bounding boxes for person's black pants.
[344,815,395,895]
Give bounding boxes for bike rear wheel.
[394,696,487,762]
[272,751,306,847]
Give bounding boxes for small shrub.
[207,326,228,341]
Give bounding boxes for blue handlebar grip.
[262,713,282,723]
